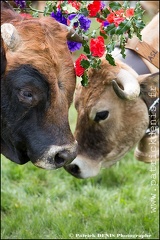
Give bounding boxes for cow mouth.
[16,148,30,164]
[64,164,82,178]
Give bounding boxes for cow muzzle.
[33,141,78,170]
[64,155,102,178]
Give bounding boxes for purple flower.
[103,21,110,27]
[100,1,106,10]
[67,41,82,52]
[51,10,67,25]
[68,14,91,32]
[14,0,26,8]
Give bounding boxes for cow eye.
[20,90,32,98]
[19,89,33,103]
[94,110,109,122]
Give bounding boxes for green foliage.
[109,2,122,11]
[18,0,146,86]
[81,71,89,87]
[105,53,116,66]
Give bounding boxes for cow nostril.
[54,153,65,168]
[65,164,81,176]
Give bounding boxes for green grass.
[1,104,159,239]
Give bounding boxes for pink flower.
[106,12,125,27]
[90,36,105,57]
[75,54,88,77]
[20,13,32,18]
[126,8,134,17]
[114,17,125,27]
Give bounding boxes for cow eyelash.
[94,110,109,122]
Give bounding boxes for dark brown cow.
[1,1,81,169]
[65,13,159,178]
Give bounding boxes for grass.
[1,103,159,239]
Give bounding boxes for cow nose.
[54,150,76,168]
[33,141,78,170]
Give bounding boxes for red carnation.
[106,12,115,24]
[68,1,81,10]
[75,54,88,77]
[90,36,105,57]
[87,1,101,17]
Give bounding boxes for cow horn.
[1,23,20,50]
[112,69,140,100]
[60,23,88,43]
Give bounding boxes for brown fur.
[1,2,78,168]
[65,13,159,178]
[1,6,76,126]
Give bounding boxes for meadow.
[1,103,159,239]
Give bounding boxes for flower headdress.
[14,0,145,86]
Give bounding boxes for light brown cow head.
[64,59,159,178]
[1,1,85,169]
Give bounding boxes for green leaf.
[91,30,97,38]
[134,20,146,29]
[106,40,115,53]
[83,42,90,54]
[116,20,131,35]
[109,2,122,11]
[81,73,88,87]
[134,2,145,19]
[122,1,130,9]
[80,8,89,17]
[120,35,126,58]
[101,8,110,18]
[105,24,117,35]
[97,59,102,68]
[80,59,90,69]
[105,54,116,66]
[44,2,53,16]
[32,11,39,17]
[100,31,108,39]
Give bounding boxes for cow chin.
[64,155,102,179]
[33,160,57,170]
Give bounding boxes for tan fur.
[65,13,159,179]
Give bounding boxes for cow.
[0,0,85,169]
[64,13,159,178]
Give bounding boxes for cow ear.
[140,72,159,115]
[74,82,83,109]
[1,37,7,75]
[140,72,159,105]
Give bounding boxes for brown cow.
[1,1,83,169]
[64,13,159,178]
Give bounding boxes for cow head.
[64,59,159,178]
[1,1,82,169]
